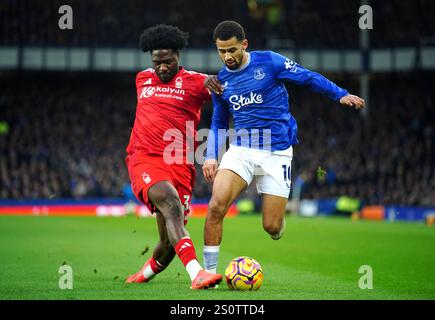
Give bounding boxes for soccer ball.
[224,256,264,290]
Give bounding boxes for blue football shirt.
[206,50,349,159]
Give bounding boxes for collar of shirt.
[225,53,251,73]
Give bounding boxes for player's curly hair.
[213,20,246,42]
[139,24,189,52]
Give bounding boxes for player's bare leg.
[152,211,176,265]
[126,197,175,283]
[205,169,247,245]
[262,194,288,240]
[148,181,222,289]
[204,169,247,273]
[148,181,187,244]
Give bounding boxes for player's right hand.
[203,159,218,183]
[204,75,224,95]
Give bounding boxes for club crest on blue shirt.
[254,68,265,80]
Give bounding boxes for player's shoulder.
[136,68,154,81]
[181,68,208,80]
[251,50,281,63]
[217,65,235,80]
[217,67,227,79]
[251,50,274,58]
[180,69,208,92]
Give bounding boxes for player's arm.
[135,70,152,102]
[192,73,223,102]
[203,93,230,183]
[270,52,364,109]
[135,72,142,101]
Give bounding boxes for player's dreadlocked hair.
[213,20,246,42]
[139,24,189,52]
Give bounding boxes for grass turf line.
[0,215,434,299]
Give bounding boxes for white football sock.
[142,264,156,280]
[186,259,202,281]
[203,245,220,274]
[141,259,164,280]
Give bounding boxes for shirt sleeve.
[135,72,143,102]
[206,93,230,160]
[270,51,349,101]
[196,73,212,103]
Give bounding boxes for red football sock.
[175,237,204,281]
[142,257,166,280]
[174,237,197,267]
[149,257,166,273]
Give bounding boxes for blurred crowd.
[0,72,433,207]
[1,0,434,49]
[291,72,434,207]
[0,74,134,200]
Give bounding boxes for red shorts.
[125,153,195,224]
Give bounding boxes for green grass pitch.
[0,215,434,300]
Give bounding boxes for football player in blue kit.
[202,21,365,274]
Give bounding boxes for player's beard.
[225,53,245,70]
[157,71,176,82]
[225,61,238,70]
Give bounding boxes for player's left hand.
[339,94,365,109]
[205,75,224,95]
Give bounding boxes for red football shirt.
[126,67,211,161]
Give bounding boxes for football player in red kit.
[125,24,222,289]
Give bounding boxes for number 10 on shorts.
[282,165,291,182]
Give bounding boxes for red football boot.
[191,270,223,290]
[125,259,152,283]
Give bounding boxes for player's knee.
[164,198,184,221]
[263,221,281,236]
[149,183,183,216]
[208,198,227,220]
[154,194,184,221]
